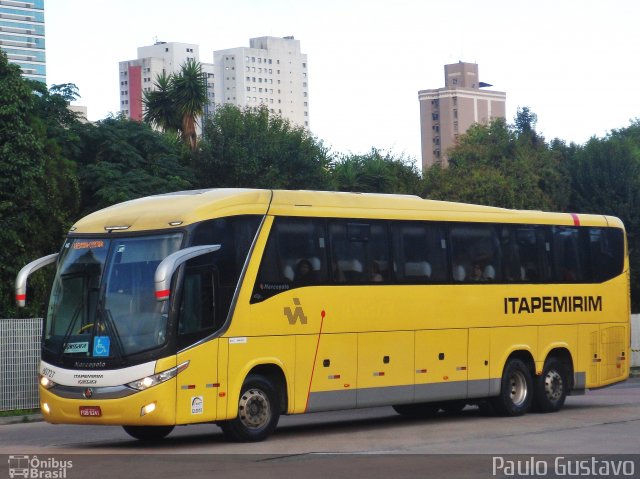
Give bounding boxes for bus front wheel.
[220,374,281,442]
[122,425,174,441]
[491,359,533,416]
[534,358,569,413]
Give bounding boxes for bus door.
[174,263,221,423]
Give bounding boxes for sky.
[46,0,640,166]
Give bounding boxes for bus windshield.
[44,234,183,359]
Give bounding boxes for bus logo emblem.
[284,298,308,325]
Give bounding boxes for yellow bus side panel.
[302,333,357,412]
[175,339,219,424]
[467,328,492,397]
[357,331,414,407]
[490,326,538,379]
[578,324,600,387]
[536,325,578,373]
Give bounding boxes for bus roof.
[70,188,622,234]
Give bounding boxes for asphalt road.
[1,379,639,478]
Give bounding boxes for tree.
[0,52,81,318]
[566,121,640,311]
[194,105,331,189]
[331,148,422,194]
[71,117,194,214]
[142,71,180,133]
[143,59,207,151]
[423,113,567,211]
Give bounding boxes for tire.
[490,358,533,416]
[534,358,569,413]
[122,425,174,441]
[220,374,281,442]
[392,403,439,417]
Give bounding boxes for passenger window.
[551,227,588,282]
[590,228,624,282]
[393,222,447,282]
[253,217,327,302]
[330,222,367,283]
[450,224,501,282]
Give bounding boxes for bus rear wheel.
[122,425,174,441]
[490,358,533,416]
[220,374,281,442]
[534,358,569,413]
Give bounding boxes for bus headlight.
[126,361,189,391]
[40,376,56,389]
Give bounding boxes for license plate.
[79,406,102,417]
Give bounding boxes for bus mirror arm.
[15,253,59,307]
[154,245,221,301]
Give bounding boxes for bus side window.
[253,217,327,301]
[590,227,624,282]
[393,222,447,283]
[449,224,501,282]
[330,222,368,283]
[551,227,589,282]
[178,264,216,350]
[501,226,524,282]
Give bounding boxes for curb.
[0,413,43,426]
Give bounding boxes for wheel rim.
[544,370,564,401]
[509,370,528,406]
[238,388,271,429]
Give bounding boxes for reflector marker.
[206,383,220,388]
[328,374,341,380]
[373,372,385,377]
[456,366,467,371]
[181,385,196,390]
[570,213,580,226]
[155,289,170,300]
[416,369,428,374]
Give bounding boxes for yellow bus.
[16,189,630,441]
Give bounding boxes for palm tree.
[142,59,207,151]
[172,59,207,151]
[142,71,180,133]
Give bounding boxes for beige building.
[419,62,506,170]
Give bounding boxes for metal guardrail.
[0,319,42,411]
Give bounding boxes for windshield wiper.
[57,302,83,363]
[97,307,126,365]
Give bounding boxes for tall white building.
[213,36,309,128]
[118,41,214,121]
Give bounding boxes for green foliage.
[565,121,640,311]
[71,118,193,214]
[331,148,422,194]
[423,116,568,211]
[143,60,207,151]
[194,105,331,189]
[0,52,81,318]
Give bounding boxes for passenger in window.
[371,262,384,282]
[469,262,484,281]
[293,259,316,286]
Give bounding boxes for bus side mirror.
[154,245,221,301]
[15,253,59,307]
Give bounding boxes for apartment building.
[213,36,310,128]
[0,0,45,82]
[118,41,214,121]
[419,62,506,169]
